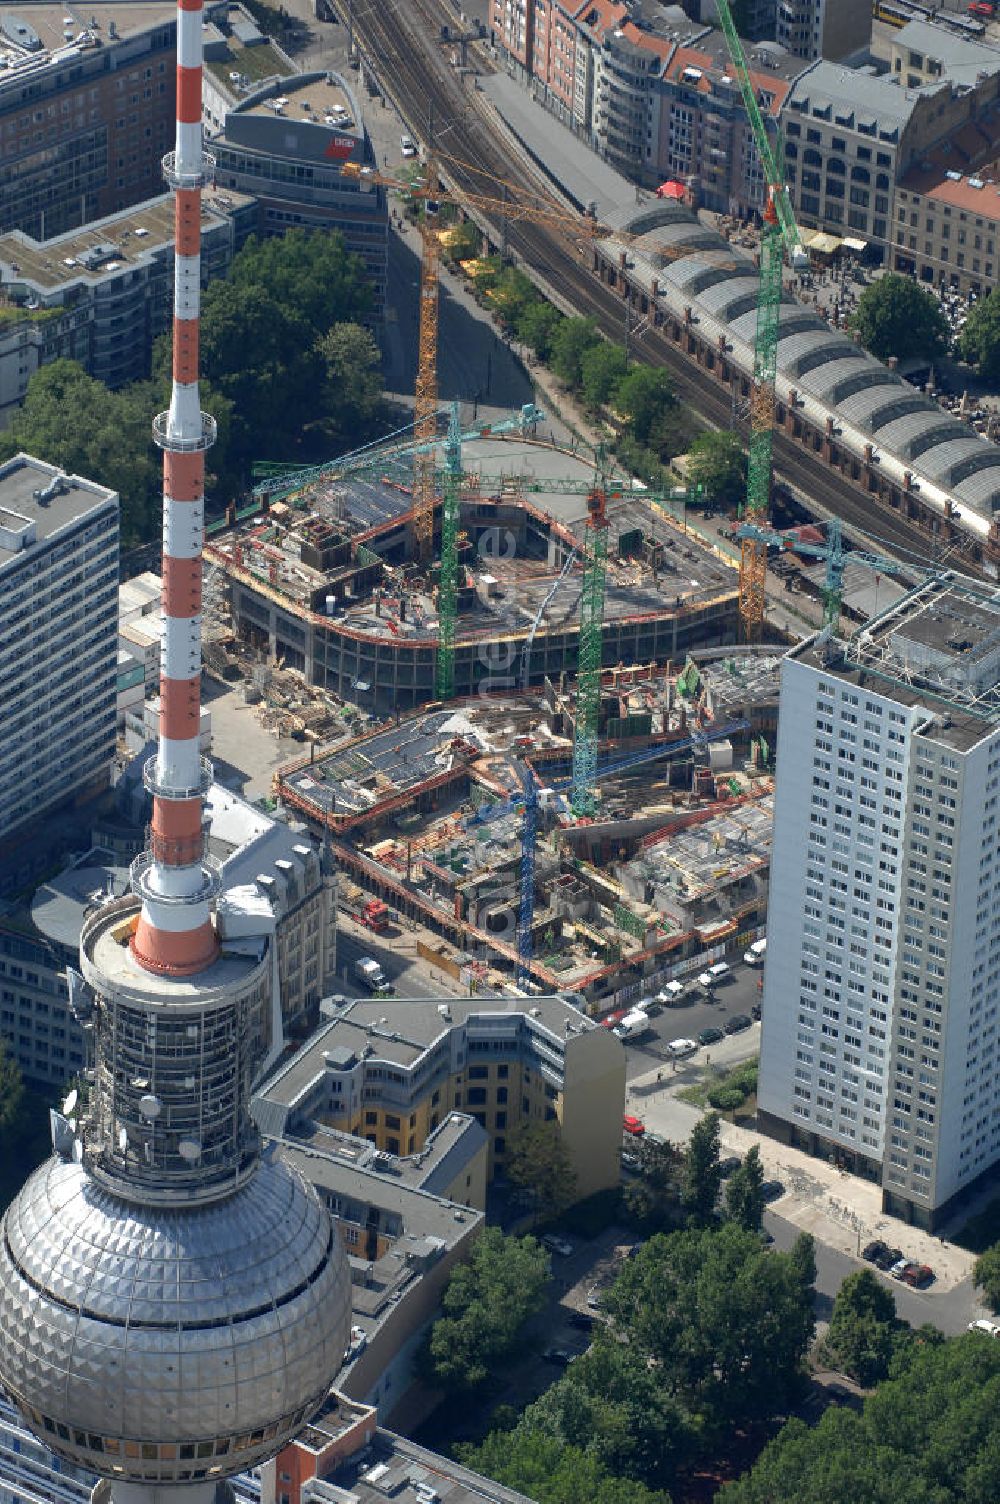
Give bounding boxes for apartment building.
[0,456,118,844]
[0,2,177,240]
[0,187,253,419]
[211,72,388,318]
[491,0,804,204]
[781,34,1000,259]
[255,994,626,1200]
[774,0,870,62]
[759,575,1000,1230]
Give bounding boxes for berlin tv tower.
[0,0,351,1497]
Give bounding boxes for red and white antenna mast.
[131,0,219,976]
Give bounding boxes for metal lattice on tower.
[413,157,441,565]
[435,401,462,699]
[571,479,609,816]
[739,192,783,642]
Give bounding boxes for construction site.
[266,653,780,1006]
[203,430,742,715]
[191,0,936,1007]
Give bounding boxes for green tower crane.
[715,0,806,641]
[570,467,610,817]
[435,402,463,700]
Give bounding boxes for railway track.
[349,0,952,573]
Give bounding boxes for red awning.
[656,180,686,200]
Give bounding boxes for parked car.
[400,133,417,157]
[760,1179,785,1202]
[642,996,663,1017]
[698,1026,724,1046]
[698,961,731,990]
[623,1113,646,1137]
[621,1150,642,1172]
[724,1013,753,1035]
[586,1285,603,1309]
[751,1003,762,1021]
[890,1258,912,1281]
[660,980,687,1005]
[667,1037,698,1058]
[541,1234,573,1258]
[718,1155,742,1178]
[902,1263,934,1289]
[969,1319,1000,1337]
[743,937,767,966]
[863,1239,891,1266]
[542,1347,573,1366]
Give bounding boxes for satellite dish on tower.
[49,1110,75,1160]
[72,1139,83,1164]
[139,1094,162,1120]
[62,1088,78,1116]
[177,1139,202,1163]
[118,1128,128,1153]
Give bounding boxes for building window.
[365,1110,377,1126]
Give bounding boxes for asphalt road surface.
[623,961,765,1081]
[336,926,463,1001]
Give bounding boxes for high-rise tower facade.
[759,575,1000,1231]
[0,2,351,1496]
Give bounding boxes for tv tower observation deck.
[0,0,351,1498]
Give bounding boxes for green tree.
[516,300,564,361]
[973,1242,1000,1313]
[612,365,677,448]
[685,430,746,513]
[680,1112,722,1224]
[722,1332,1000,1504]
[443,218,482,262]
[580,342,629,409]
[550,316,601,391]
[506,1120,578,1216]
[0,1039,23,1137]
[458,1426,672,1504]
[227,227,372,332]
[725,1143,765,1232]
[318,322,384,439]
[604,1222,814,1429]
[421,1227,550,1390]
[959,287,1000,382]
[0,360,163,546]
[823,1269,898,1386]
[491,267,537,329]
[529,1335,694,1489]
[849,272,949,365]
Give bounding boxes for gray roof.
[0,455,116,569]
[895,19,1000,80]
[837,390,927,430]
[875,411,964,460]
[784,59,929,136]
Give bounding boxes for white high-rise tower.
[0,2,351,1497]
[759,576,1000,1231]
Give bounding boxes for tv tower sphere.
[0,0,350,1494]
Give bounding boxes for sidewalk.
[626,1061,977,1294]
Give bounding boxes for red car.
[902,1263,934,1289]
[623,1114,646,1137]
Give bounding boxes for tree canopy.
[460,1426,671,1504]
[685,430,746,513]
[973,1243,1000,1313]
[958,288,1000,382]
[550,317,602,389]
[849,273,950,365]
[680,1111,722,1224]
[420,1227,550,1391]
[725,1144,765,1233]
[722,1331,996,1504]
[0,361,166,548]
[506,1121,578,1217]
[603,1221,816,1432]
[822,1268,899,1386]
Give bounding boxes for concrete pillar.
[785,388,798,434]
[821,415,835,463]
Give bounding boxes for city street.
[623,960,765,1081]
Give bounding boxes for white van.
[660,980,686,1004]
[743,937,767,967]
[697,961,730,990]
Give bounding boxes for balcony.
[152,410,217,452]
